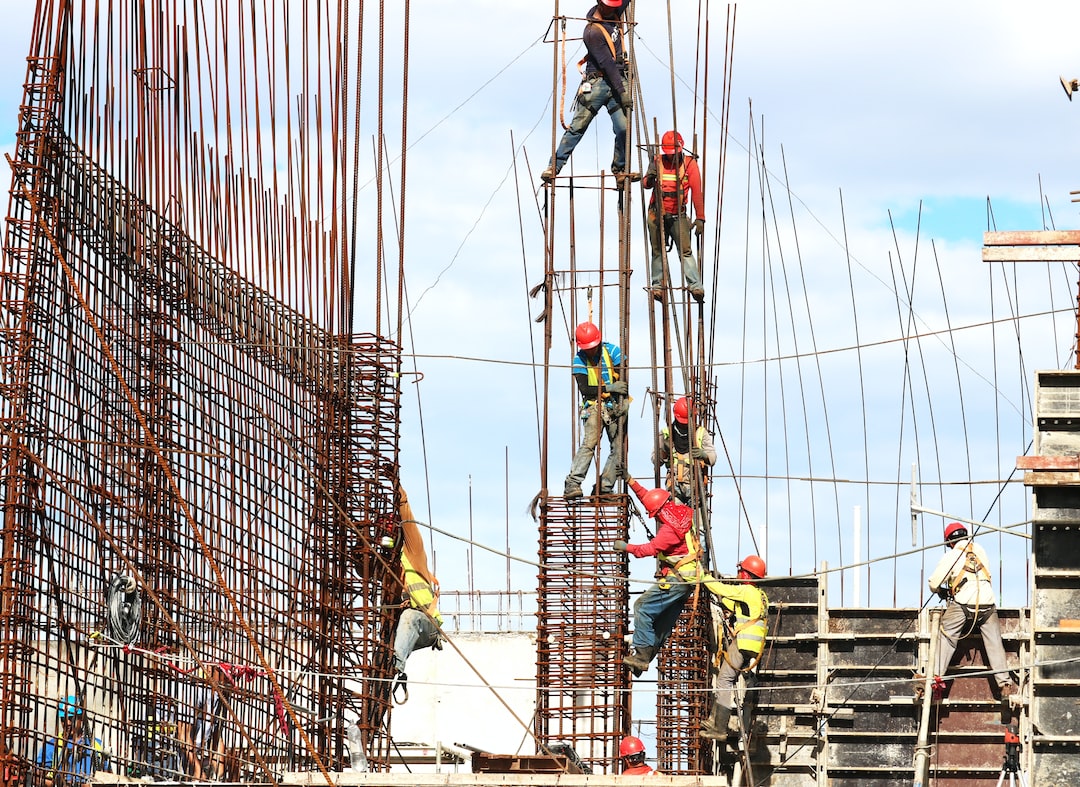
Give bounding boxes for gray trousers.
[934,602,1011,687]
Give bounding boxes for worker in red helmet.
[653,395,716,506]
[925,522,1017,699]
[699,556,770,743]
[616,476,703,675]
[541,0,635,184]
[618,735,654,775]
[564,322,627,498]
[641,129,706,302]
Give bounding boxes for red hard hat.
[599,0,625,6]
[661,130,684,156]
[619,735,645,758]
[944,522,968,541]
[640,487,670,518]
[575,322,601,350]
[738,555,766,579]
[673,396,690,424]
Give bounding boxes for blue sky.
[2,1,1079,614]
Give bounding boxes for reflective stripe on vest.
[724,588,769,655]
[658,159,689,215]
[584,346,616,391]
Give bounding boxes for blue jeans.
[648,211,701,290]
[631,576,695,651]
[548,77,628,175]
[565,401,625,494]
[393,608,441,674]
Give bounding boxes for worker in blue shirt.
[37,696,108,787]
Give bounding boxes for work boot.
[999,682,1018,699]
[699,705,733,741]
[614,171,641,185]
[624,646,656,676]
[690,287,705,303]
[540,167,555,184]
[648,287,665,302]
[563,482,583,500]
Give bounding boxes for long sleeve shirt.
[928,538,995,607]
[582,5,628,97]
[625,479,694,567]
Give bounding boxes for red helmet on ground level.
[673,396,690,424]
[661,130,684,156]
[619,735,645,758]
[575,321,601,350]
[738,554,766,579]
[944,521,968,541]
[640,487,670,518]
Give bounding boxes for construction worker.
[642,130,705,302]
[926,522,1018,698]
[37,695,109,787]
[699,556,769,743]
[616,476,701,674]
[565,321,627,498]
[541,0,635,184]
[391,486,444,702]
[618,735,654,776]
[653,395,716,506]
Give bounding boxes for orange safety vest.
[655,157,690,216]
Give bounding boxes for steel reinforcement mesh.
[536,495,632,774]
[655,597,713,774]
[0,123,402,783]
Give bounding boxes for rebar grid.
[0,12,405,780]
[536,496,632,774]
[656,598,712,774]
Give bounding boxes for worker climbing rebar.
[542,0,636,184]
[643,130,706,302]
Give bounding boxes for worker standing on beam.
[699,556,769,744]
[565,321,628,498]
[653,395,716,507]
[925,521,1018,699]
[642,130,706,302]
[616,476,702,675]
[541,0,635,184]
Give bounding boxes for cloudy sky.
[2,1,1078,614]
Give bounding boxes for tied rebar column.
[656,596,712,774]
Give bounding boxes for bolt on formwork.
[536,495,632,774]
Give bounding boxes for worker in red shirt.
[618,735,654,776]
[617,476,703,675]
[643,130,706,302]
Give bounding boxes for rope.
[105,574,141,645]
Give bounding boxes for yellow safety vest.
[660,425,708,485]
[402,553,443,626]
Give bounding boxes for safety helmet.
[943,522,968,542]
[599,0,625,7]
[619,735,645,758]
[738,554,766,579]
[58,695,82,718]
[672,396,690,424]
[640,487,670,518]
[661,130,684,156]
[575,321,601,350]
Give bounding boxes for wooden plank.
[983,246,1080,262]
[1017,455,1080,470]
[984,230,1080,245]
[1023,470,1080,486]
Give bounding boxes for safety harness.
[949,542,991,597]
[661,424,708,485]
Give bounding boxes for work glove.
[690,446,709,461]
[613,540,628,552]
[607,380,628,396]
[618,90,633,113]
[936,587,950,602]
[694,218,706,238]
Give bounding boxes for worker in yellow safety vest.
[653,395,716,506]
[699,556,769,743]
[391,486,443,703]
